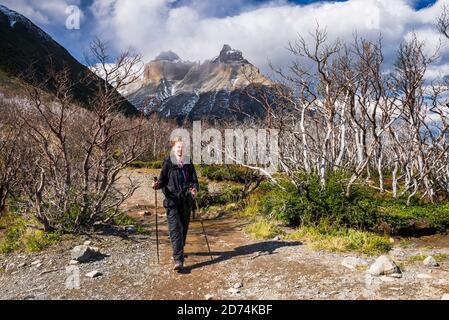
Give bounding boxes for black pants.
[165,197,192,263]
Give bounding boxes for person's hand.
[190,188,197,198]
[152,181,159,190]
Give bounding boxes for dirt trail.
[1,169,449,300]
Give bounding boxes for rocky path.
[1,169,449,300]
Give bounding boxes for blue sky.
[0,0,447,78]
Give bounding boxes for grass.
[235,201,259,219]
[0,213,60,254]
[113,213,145,234]
[378,201,449,233]
[190,168,448,255]
[407,253,449,263]
[285,226,392,255]
[199,164,258,183]
[238,173,449,236]
[245,219,285,240]
[238,175,393,256]
[0,208,145,254]
[234,182,270,219]
[127,160,163,169]
[0,68,28,97]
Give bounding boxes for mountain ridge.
[0,4,138,116]
[125,44,273,121]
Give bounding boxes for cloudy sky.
[1,0,448,78]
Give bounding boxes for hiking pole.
[153,177,160,264]
[194,198,213,261]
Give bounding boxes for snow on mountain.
[0,4,52,43]
[124,45,273,121]
[212,44,250,64]
[0,4,137,116]
[153,51,182,63]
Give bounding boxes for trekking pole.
[153,177,160,264]
[194,198,213,261]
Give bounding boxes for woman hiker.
[151,137,199,271]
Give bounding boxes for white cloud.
[85,0,449,79]
[0,0,82,24]
[2,0,449,79]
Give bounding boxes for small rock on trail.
[85,270,102,278]
[233,282,244,289]
[423,256,439,267]
[71,245,102,263]
[227,288,241,294]
[367,255,401,276]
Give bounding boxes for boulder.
[423,256,439,267]
[71,245,102,263]
[367,255,401,276]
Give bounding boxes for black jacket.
[157,156,199,206]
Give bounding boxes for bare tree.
[437,5,449,39]
[232,26,448,205]
[0,101,33,213]
[3,41,150,232]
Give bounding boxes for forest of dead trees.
[1,9,449,233]
[240,9,449,207]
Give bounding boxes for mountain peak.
[0,4,137,115]
[213,44,249,64]
[153,51,181,62]
[0,4,52,42]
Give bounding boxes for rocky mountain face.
[0,5,138,116]
[125,45,274,122]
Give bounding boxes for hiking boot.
[173,260,184,271]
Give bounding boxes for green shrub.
[0,213,60,253]
[286,226,392,255]
[199,165,257,183]
[379,201,449,233]
[245,219,284,240]
[0,213,25,253]
[58,203,86,231]
[241,172,449,241]
[22,229,60,252]
[196,181,242,209]
[259,174,380,230]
